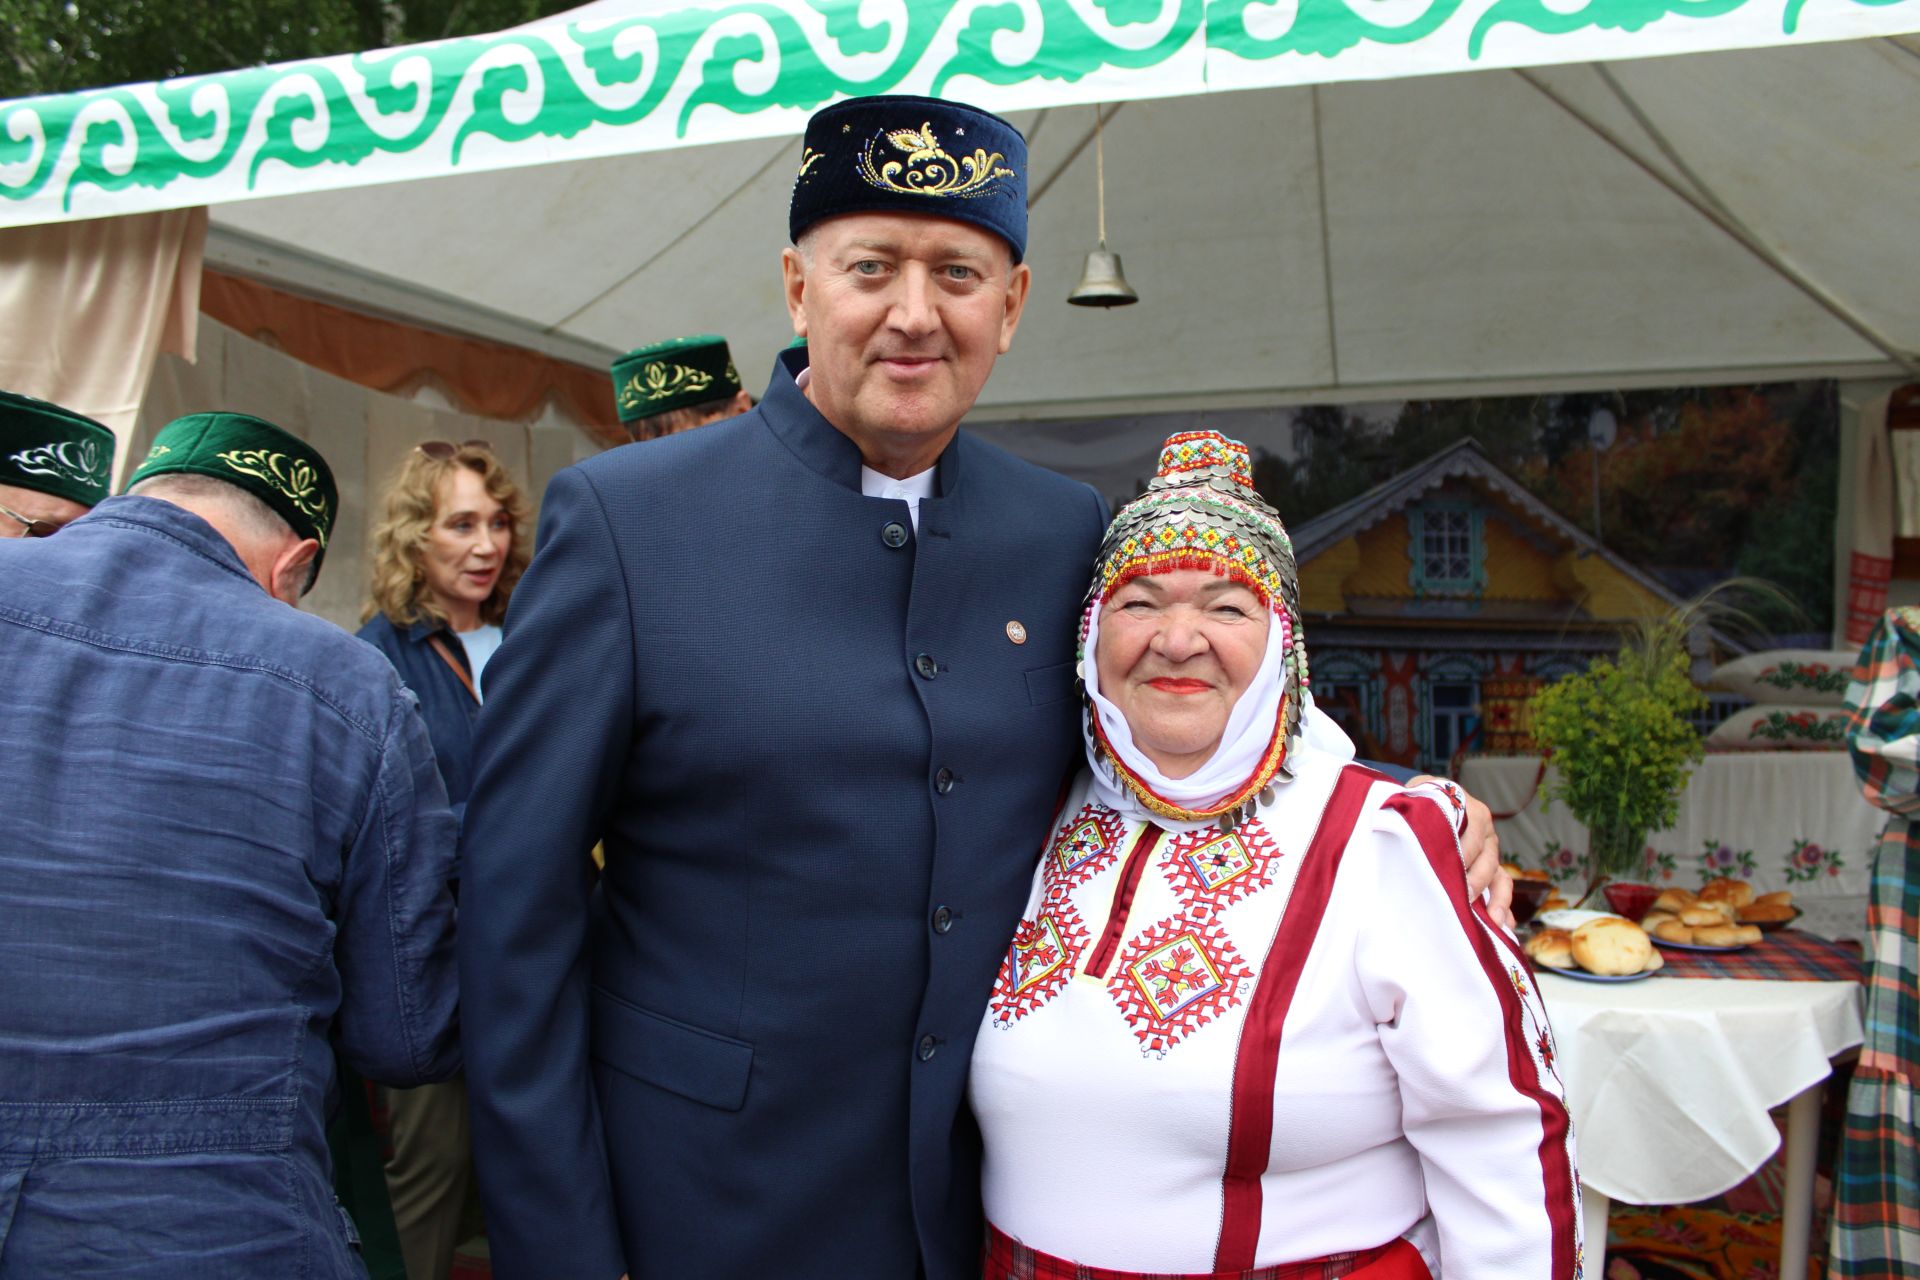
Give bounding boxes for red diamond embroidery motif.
[1107,915,1251,1055]
[989,899,1090,1027]
[1044,803,1126,893]
[1160,819,1281,913]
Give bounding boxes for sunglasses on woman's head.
[414,439,492,460]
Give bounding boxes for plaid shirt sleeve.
[1848,607,1920,818]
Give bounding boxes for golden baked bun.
[1680,905,1733,927]
[1653,919,1695,944]
[1698,878,1756,908]
[1691,923,1755,948]
[1640,910,1676,931]
[1754,890,1793,909]
[1653,888,1697,913]
[1571,917,1654,976]
[1738,903,1797,924]
[1525,928,1575,969]
[1641,947,1665,973]
[1540,894,1568,913]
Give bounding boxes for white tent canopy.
[3,0,1916,417]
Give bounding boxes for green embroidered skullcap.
[610,335,741,425]
[784,335,808,351]
[127,412,338,571]
[0,389,115,508]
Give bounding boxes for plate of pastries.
[1524,914,1663,982]
[1640,879,1795,950]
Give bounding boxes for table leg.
[1582,1184,1610,1263]
[1779,1083,1823,1280]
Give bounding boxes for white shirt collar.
[861,464,937,530]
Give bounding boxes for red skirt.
[982,1225,1433,1280]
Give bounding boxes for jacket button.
[917,1035,938,1062]
[881,521,909,548]
[935,767,955,794]
[933,906,954,934]
[914,653,938,680]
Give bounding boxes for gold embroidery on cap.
[797,146,825,178]
[618,361,715,412]
[859,122,1013,200]
[216,449,331,547]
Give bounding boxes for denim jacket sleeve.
[334,681,462,1086]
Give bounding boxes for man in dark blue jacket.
[459,95,1501,1280]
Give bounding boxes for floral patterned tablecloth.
[1460,751,1880,938]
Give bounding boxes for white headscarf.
[1081,600,1353,833]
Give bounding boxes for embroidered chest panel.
[990,800,1312,1056]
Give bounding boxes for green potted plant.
[1527,615,1707,910]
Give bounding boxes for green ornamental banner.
[2,0,1915,227]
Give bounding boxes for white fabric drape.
[1844,392,1894,648]
[0,208,208,479]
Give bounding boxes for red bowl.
[1602,881,1660,923]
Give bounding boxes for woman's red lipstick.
[1147,678,1210,694]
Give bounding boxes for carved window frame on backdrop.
[1894,384,1920,579]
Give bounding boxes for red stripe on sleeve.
[1384,792,1580,1279]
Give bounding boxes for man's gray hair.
[129,473,318,594]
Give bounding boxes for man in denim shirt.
[0,412,460,1278]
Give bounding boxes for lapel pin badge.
[1006,620,1028,645]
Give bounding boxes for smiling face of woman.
[1094,569,1272,780]
[420,465,511,630]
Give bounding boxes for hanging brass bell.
[1067,247,1139,307]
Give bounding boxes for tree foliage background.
[2,0,578,98]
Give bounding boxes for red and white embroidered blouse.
[969,750,1582,1278]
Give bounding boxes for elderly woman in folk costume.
[970,431,1581,1279]
[1829,606,1920,1278]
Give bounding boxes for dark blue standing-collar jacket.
[0,496,461,1278]
[459,350,1110,1280]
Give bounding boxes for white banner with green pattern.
[4,0,1916,227]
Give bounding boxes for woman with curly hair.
[356,439,530,1280]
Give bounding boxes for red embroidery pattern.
[1044,804,1128,894]
[1107,914,1252,1055]
[1160,819,1283,915]
[990,900,1090,1026]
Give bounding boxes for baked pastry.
[1525,928,1575,970]
[1571,917,1654,976]
[1698,878,1756,908]
[1754,890,1794,909]
[1653,887,1697,913]
[1640,910,1676,932]
[1738,903,1797,924]
[1680,905,1734,927]
[1641,948,1665,973]
[1691,923,1759,948]
[1652,919,1695,944]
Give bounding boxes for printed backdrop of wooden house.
[1291,438,1744,773]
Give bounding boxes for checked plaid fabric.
[1655,928,1862,983]
[1830,607,1920,1280]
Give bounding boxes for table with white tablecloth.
[1538,970,1864,1276]
[1461,752,1881,939]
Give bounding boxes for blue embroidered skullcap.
[790,95,1028,263]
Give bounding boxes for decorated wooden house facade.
[1292,439,1722,773]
